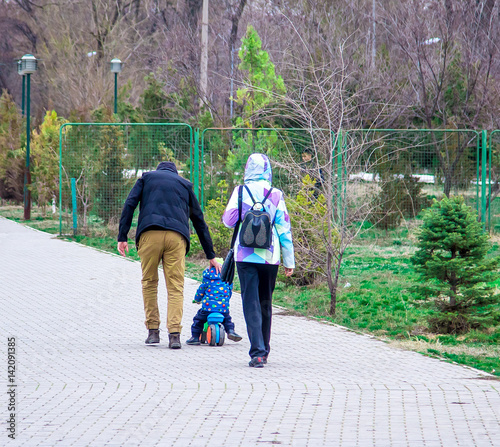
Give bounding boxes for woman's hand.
[284,267,294,277]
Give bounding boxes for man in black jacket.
[117,161,220,349]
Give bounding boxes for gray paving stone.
[1,217,499,446]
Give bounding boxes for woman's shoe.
[248,357,264,368]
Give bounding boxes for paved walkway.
[0,217,499,447]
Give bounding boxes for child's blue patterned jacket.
[194,267,233,313]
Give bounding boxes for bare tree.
[231,14,380,313]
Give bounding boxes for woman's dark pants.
[236,262,279,359]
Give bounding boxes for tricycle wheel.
[208,324,217,346]
[217,324,225,346]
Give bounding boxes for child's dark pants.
[191,309,235,337]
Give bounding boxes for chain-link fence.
[200,127,331,206]
[201,127,484,232]
[58,123,193,236]
[342,129,481,230]
[55,124,493,237]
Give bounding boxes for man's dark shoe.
[186,336,201,346]
[169,332,181,349]
[248,356,264,368]
[263,356,268,364]
[227,330,242,342]
[145,329,160,344]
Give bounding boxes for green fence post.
[59,123,66,235]
[194,129,200,200]
[71,178,77,236]
[481,130,487,225]
[489,131,496,231]
[201,129,206,209]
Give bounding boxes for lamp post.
[19,54,37,220]
[110,58,122,114]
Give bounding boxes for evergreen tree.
[236,24,286,128]
[0,91,25,202]
[412,196,500,333]
[91,106,127,224]
[61,123,99,231]
[227,26,288,182]
[31,111,66,216]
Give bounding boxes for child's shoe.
[227,330,242,342]
[186,336,201,346]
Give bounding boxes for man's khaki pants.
[137,230,186,333]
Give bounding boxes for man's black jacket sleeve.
[118,178,143,242]
[188,188,216,259]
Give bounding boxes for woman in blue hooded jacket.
[223,153,295,368]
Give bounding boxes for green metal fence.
[201,127,483,231]
[342,129,482,230]
[200,127,331,206]
[56,123,497,237]
[58,123,193,236]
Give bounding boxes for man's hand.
[284,267,294,277]
[118,241,129,257]
[209,257,222,274]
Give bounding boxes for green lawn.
[1,205,499,377]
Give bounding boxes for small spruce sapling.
[411,196,500,334]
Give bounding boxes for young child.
[185,266,242,345]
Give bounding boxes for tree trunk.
[327,251,336,315]
[449,250,457,306]
[228,0,247,62]
[328,250,344,316]
[443,170,452,197]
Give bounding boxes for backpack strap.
[238,185,242,221]
[243,185,255,204]
[262,187,273,207]
[243,184,273,211]
[229,186,242,249]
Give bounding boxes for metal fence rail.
[58,123,193,236]
[54,123,498,237]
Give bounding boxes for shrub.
[31,111,65,216]
[371,174,429,230]
[91,107,127,224]
[286,175,338,285]
[0,91,24,202]
[411,196,500,334]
